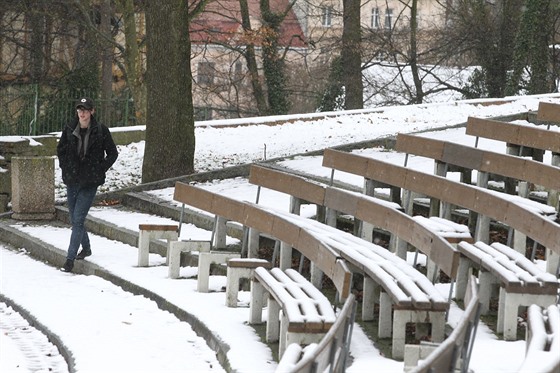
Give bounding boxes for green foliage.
[461,68,489,99]
[507,0,554,95]
[318,56,345,112]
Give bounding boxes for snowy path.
[0,302,69,373]
[1,247,226,373]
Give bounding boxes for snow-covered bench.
[517,304,560,373]
[456,241,559,340]
[172,183,355,361]
[275,294,356,373]
[466,115,560,273]
[174,182,446,360]
[404,275,481,373]
[396,132,560,263]
[248,164,461,282]
[395,132,560,194]
[172,181,353,301]
[250,267,337,358]
[322,148,560,274]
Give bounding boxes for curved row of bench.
[137,102,560,372]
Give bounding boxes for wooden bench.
[175,181,446,359]
[466,114,560,273]
[466,116,560,155]
[321,148,560,273]
[173,181,352,300]
[249,164,461,282]
[405,275,481,373]
[517,304,560,373]
[250,267,337,357]
[259,202,449,360]
[275,294,356,373]
[173,182,356,361]
[395,133,560,195]
[537,102,560,124]
[456,241,559,340]
[395,132,560,259]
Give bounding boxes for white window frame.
[322,6,332,27]
[384,8,393,30]
[371,7,380,29]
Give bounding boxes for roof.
[190,0,307,48]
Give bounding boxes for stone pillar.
[11,156,55,220]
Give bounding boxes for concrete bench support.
[197,251,241,292]
[225,258,271,307]
[393,309,446,360]
[168,240,211,279]
[137,224,178,267]
[497,289,557,341]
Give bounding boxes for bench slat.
[255,267,336,329]
[458,242,523,286]
[138,224,178,231]
[490,243,559,285]
[537,102,560,123]
[466,116,560,153]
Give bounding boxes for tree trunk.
[116,0,147,127]
[27,3,45,84]
[239,0,269,115]
[143,0,195,182]
[409,0,424,104]
[100,0,113,116]
[342,0,363,110]
[260,0,290,115]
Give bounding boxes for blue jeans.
[66,184,97,260]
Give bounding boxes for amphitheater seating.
[456,241,559,340]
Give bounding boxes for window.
[197,62,215,85]
[384,8,393,30]
[234,61,243,82]
[371,7,380,29]
[322,6,332,27]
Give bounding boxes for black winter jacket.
[57,116,118,187]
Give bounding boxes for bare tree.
[441,0,522,98]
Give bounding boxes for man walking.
[57,97,118,272]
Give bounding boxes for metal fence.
[0,85,135,136]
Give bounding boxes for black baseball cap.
[76,97,94,110]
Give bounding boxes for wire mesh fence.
[0,85,135,136]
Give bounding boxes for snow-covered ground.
[1,94,560,373]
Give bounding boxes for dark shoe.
[76,249,92,260]
[61,259,74,272]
